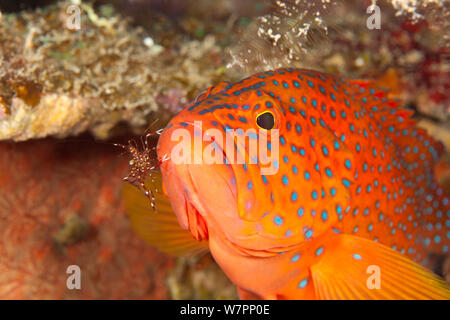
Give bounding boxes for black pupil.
[256,112,275,130]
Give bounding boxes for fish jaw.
[208,232,303,299]
[157,120,240,241]
[157,122,305,298]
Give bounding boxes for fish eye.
[256,111,275,130]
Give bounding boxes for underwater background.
[0,0,448,299]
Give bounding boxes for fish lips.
[157,122,239,239]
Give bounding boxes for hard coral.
[0,0,232,141]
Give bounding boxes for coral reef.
[0,138,173,299]
[0,1,236,141]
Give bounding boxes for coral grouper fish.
[123,68,450,299]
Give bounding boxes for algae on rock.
[0,1,232,141]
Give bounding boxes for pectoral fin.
[310,234,450,299]
[122,171,209,257]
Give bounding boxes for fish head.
[156,89,289,245]
[157,71,355,248]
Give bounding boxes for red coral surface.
[0,137,173,299]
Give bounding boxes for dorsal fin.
[346,76,444,162]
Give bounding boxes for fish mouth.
[156,119,293,253]
[157,118,283,244]
[156,120,239,241]
[156,154,209,240]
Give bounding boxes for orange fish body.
[151,68,449,299]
